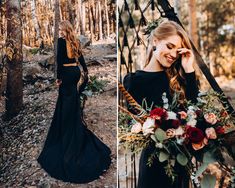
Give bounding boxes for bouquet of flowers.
[118,83,235,187]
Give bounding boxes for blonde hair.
[146,20,194,102]
[59,20,82,58]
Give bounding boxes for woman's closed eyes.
[166,44,174,50]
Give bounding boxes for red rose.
[150,108,168,120]
[172,119,180,129]
[215,126,225,134]
[186,126,205,143]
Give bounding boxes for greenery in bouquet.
[118,84,235,186]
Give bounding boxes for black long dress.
[37,37,111,183]
[124,70,199,188]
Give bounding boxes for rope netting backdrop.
[118,0,235,187]
[118,0,161,82]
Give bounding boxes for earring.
[152,46,156,51]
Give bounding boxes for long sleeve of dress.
[78,54,88,93]
[185,71,199,103]
[56,38,66,79]
[79,54,88,73]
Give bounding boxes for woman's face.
[59,25,65,37]
[153,35,182,68]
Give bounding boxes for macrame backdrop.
[118,0,235,187]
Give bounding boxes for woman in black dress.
[37,20,111,183]
[124,20,199,188]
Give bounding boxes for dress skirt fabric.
[37,66,111,183]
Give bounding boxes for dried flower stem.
[118,105,144,124]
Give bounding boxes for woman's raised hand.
[177,48,195,73]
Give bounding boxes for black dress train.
[37,38,111,183]
[124,70,199,188]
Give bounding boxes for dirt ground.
[0,41,117,188]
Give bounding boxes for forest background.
[0,0,117,187]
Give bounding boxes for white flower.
[162,92,169,109]
[198,91,207,97]
[175,127,185,136]
[176,137,185,145]
[188,106,195,111]
[163,103,169,109]
[162,92,168,102]
[167,111,177,120]
[142,117,155,136]
[187,110,197,119]
[187,119,197,127]
[197,97,207,104]
[131,122,142,134]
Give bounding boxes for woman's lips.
[166,55,175,63]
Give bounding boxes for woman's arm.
[78,54,88,93]
[79,54,88,74]
[56,38,66,80]
[178,48,199,102]
[185,72,199,103]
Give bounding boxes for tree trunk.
[67,0,75,25]
[59,2,63,21]
[88,1,94,42]
[91,0,96,35]
[54,0,60,76]
[81,1,86,35]
[95,2,99,39]
[98,1,103,40]
[77,0,82,35]
[104,0,110,37]
[111,3,115,35]
[30,0,41,46]
[5,0,23,119]
[188,0,198,49]
[75,0,80,34]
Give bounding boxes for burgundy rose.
[172,119,180,129]
[150,107,168,120]
[215,126,225,134]
[195,109,202,117]
[186,126,205,143]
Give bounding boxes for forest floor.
[0,39,117,188]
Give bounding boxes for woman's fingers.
[177,48,193,57]
[177,48,191,52]
[177,48,191,53]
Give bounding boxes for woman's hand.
[56,79,62,86]
[177,48,195,73]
